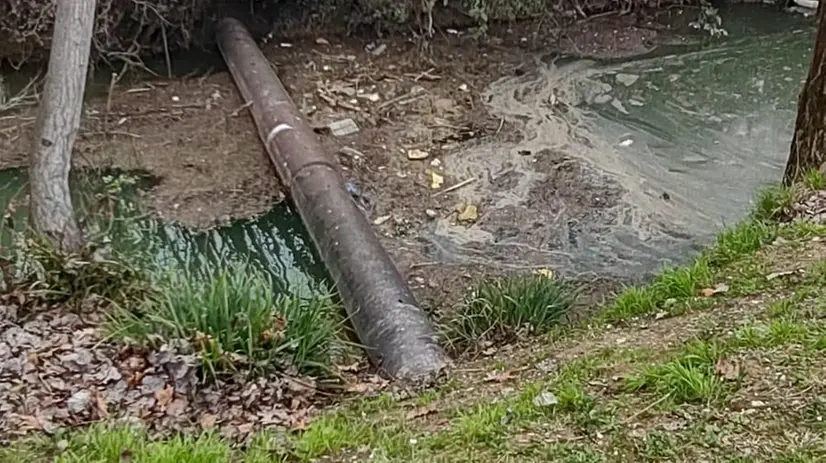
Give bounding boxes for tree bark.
[784,3,826,185]
[28,0,97,251]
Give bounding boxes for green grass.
[444,274,577,347]
[110,261,345,377]
[625,340,728,405]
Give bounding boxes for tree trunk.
[28,0,96,251]
[784,3,826,185]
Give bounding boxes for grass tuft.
[110,261,344,378]
[445,274,577,347]
[625,340,727,404]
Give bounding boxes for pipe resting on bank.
[216,18,450,383]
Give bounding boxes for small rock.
[457,204,478,223]
[532,391,559,407]
[67,390,92,414]
[407,149,429,160]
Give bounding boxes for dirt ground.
[0,11,688,307]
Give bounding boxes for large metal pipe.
[215,18,449,382]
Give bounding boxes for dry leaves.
[715,358,741,381]
[700,283,729,297]
[0,302,330,442]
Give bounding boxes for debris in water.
[532,391,559,407]
[611,99,629,115]
[329,118,359,137]
[615,73,640,87]
[457,204,478,223]
[407,149,430,160]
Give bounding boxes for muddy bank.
[0,0,701,66]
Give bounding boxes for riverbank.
[4,175,826,461]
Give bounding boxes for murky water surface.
[428,5,815,280]
[0,169,326,297]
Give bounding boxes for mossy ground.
[6,182,826,461]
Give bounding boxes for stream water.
[429,5,815,281]
[0,169,327,298]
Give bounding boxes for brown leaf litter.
[0,301,328,444]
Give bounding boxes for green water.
[0,168,327,297]
[430,5,817,279]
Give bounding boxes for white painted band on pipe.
[266,123,294,145]
[794,0,818,9]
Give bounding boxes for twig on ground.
[435,177,476,196]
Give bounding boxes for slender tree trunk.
[29,0,97,251]
[784,2,826,185]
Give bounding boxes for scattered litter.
[279,43,293,48]
[458,83,469,92]
[430,172,444,189]
[425,209,438,219]
[532,391,559,407]
[534,268,554,279]
[359,93,381,102]
[700,283,729,297]
[447,29,459,35]
[328,118,359,137]
[373,215,392,226]
[766,270,795,280]
[457,204,478,223]
[430,158,442,168]
[619,138,634,147]
[171,96,180,102]
[315,38,330,45]
[715,358,741,380]
[407,149,430,160]
[369,43,387,56]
